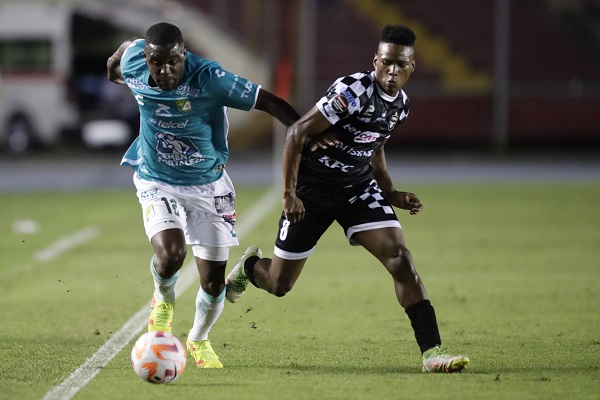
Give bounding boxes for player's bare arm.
[283,106,332,223]
[254,89,337,150]
[371,141,423,215]
[107,38,138,85]
[255,89,300,128]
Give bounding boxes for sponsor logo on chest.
[155,119,189,129]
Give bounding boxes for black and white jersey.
[298,71,409,188]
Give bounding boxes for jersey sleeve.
[120,39,145,78]
[203,65,260,111]
[315,76,362,125]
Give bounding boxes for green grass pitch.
[1,183,599,399]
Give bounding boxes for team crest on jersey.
[156,132,205,166]
[176,99,192,113]
[388,111,399,130]
[145,204,156,222]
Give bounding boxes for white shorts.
[133,172,239,249]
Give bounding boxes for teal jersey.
[119,39,260,185]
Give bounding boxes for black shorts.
[274,179,401,260]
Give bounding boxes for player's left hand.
[391,191,423,215]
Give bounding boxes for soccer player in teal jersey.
[107,22,300,368]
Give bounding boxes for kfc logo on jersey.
[317,155,353,172]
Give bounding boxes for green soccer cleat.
[147,295,175,332]
[187,339,223,368]
[225,246,262,303]
[422,346,470,373]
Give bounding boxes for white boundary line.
[34,226,101,262]
[42,187,279,400]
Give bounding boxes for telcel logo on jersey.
[156,120,189,129]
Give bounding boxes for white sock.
[187,287,225,342]
[149,255,179,303]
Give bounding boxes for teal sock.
[150,255,179,302]
[188,287,225,341]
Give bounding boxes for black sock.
[243,255,260,288]
[405,299,442,354]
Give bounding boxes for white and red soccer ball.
[131,331,187,384]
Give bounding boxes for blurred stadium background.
[0,0,599,187]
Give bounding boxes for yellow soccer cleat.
[187,339,223,368]
[147,295,175,332]
[422,346,470,373]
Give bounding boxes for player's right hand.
[307,132,341,151]
[283,193,305,224]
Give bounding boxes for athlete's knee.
[202,281,225,297]
[154,246,187,277]
[268,280,294,297]
[200,261,226,296]
[387,245,416,277]
[396,244,413,265]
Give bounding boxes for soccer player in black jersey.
[226,24,469,372]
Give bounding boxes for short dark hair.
[380,24,416,46]
[145,22,184,46]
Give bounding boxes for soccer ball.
[131,331,187,384]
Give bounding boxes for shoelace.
[153,302,173,323]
